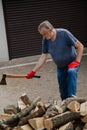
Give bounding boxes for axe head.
[0,74,7,85]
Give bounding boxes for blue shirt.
[42,28,77,68]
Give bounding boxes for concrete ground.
[0,50,87,114]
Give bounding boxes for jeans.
[57,66,80,100]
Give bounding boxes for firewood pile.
[0,93,87,130]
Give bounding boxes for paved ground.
[0,52,87,114]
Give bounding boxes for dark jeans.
[57,66,80,100]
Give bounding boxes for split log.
[0,123,11,130]
[17,99,27,110]
[0,96,41,127]
[21,124,33,130]
[81,115,87,123]
[83,123,87,129]
[0,114,12,130]
[44,97,55,110]
[0,114,11,120]
[53,100,62,114]
[73,118,84,130]
[74,126,82,130]
[44,99,61,118]
[44,106,58,119]
[37,101,44,109]
[67,101,80,112]
[20,93,32,105]
[58,122,74,130]
[60,97,87,113]
[4,105,18,115]
[31,106,39,114]
[19,107,45,126]
[12,126,23,130]
[44,111,80,130]
[80,101,87,116]
[29,117,45,130]
[74,122,84,130]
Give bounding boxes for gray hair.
[38,20,54,31]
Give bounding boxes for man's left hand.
[68,61,80,69]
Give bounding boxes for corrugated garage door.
[2,0,87,59]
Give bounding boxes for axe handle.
[4,74,41,78]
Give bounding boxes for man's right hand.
[26,70,36,79]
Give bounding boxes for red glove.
[68,61,80,69]
[26,70,36,79]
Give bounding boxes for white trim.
[0,53,87,70]
[83,53,87,56]
[0,59,52,70]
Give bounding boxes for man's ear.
[50,28,53,32]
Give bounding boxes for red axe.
[0,74,41,85]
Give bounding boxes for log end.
[44,118,53,130]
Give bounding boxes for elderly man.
[26,20,84,100]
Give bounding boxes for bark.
[0,96,41,127]
[58,122,74,130]
[81,115,87,123]
[74,126,83,130]
[0,123,11,130]
[20,93,32,105]
[60,97,87,113]
[44,111,80,130]
[18,107,45,126]
[83,123,87,129]
[4,105,18,115]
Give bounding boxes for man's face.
[39,28,52,40]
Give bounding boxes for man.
[26,20,84,100]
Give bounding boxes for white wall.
[0,0,9,62]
